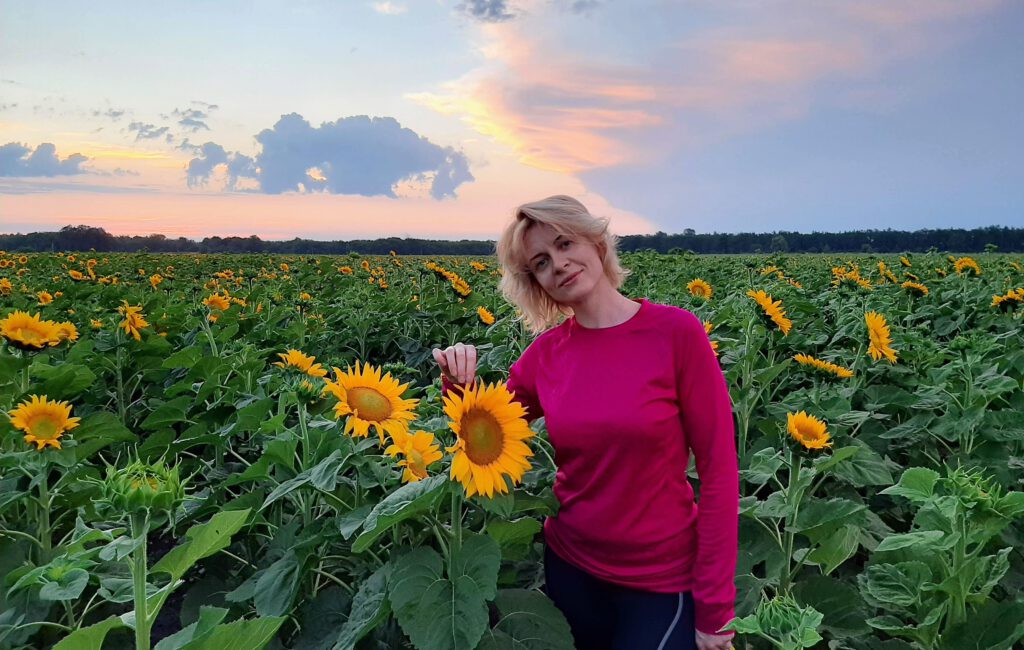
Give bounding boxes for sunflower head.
[953,257,981,276]
[98,460,185,516]
[203,293,231,311]
[688,279,713,299]
[8,395,82,450]
[385,430,444,483]
[865,311,898,364]
[747,289,793,335]
[323,361,419,445]
[274,349,328,377]
[477,306,495,325]
[443,381,534,498]
[117,301,149,341]
[1,310,64,350]
[901,281,929,297]
[787,411,832,450]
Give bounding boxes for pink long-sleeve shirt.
[446,297,738,634]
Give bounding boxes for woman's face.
[522,222,605,304]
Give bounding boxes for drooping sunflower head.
[385,430,444,483]
[786,411,831,450]
[477,306,495,325]
[953,257,982,276]
[746,289,793,335]
[203,293,231,311]
[443,381,534,498]
[37,291,54,305]
[865,311,897,364]
[117,301,149,341]
[273,349,328,377]
[991,289,1024,312]
[0,310,64,350]
[688,279,713,299]
[901,281,929,297]
[8,395,82,451]
[323,361,419,445]
[703,321,719,357]
[55,321,79,343]
[792,353,854,379]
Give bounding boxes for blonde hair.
[495,195,630,334]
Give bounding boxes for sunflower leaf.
[353,474,447,553]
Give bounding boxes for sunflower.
[992,289,1024,312]
[385,430,444,483]
[90,319,104,329]
[444,381,534,498]
[273,349,328,377]
[477,306,495,325]
[747,289,792,335]
[37,291,53,305]
[203,293,231,311]
[687,279,713,299]
[901,281,929,297]
[787,411,831,450]
[899,256,912,268]
[323,361,419,444]
[703,321,719,357]
[118,301,150,341]
[8,395,82,450]
[338,266,353,275]
[150,274,163,289]
[55,321,79,343]
[0,278,12,295]
[69,270,86,281]
[865,311,897,364]
[792,353,853,379]
[0,310,63,350]
[953,257,981,276]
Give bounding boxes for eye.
[533,258,548,271]
[560,240,572,249]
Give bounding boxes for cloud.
[372,2,407,15]
[185,113,473,199]
[0,103,16,112]
[174,107,212,132]
[414,0,1010,175]
[93,108,126,121]
[128,121,171,140]
[186,142,256,190]
[459,0,515,22]
[0,142,89,177]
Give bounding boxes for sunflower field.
[1,249,1023,650]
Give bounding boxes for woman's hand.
[695,629,735,650]
[432,343,477,386]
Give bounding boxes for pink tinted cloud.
[419,0,1009,174]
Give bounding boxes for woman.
[432,195,737,650]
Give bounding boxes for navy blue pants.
[543,545,697,650]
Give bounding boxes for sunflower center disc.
[348,387,392,422]
[462,408,504,465]
[31,418,59,441]
[19,328,44,345]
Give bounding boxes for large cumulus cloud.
[0,142,88,177]
[187,113,473,199]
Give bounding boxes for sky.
[0,0,1022,240]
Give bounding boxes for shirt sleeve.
[439,342,544,423]
[675,310,738,635]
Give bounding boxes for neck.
[568,283,640,328]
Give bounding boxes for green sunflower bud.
[98,460,185,517]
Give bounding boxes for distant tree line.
[0,224,1021,255]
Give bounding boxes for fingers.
[433,343,477,385]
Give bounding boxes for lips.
[559,271,581,288]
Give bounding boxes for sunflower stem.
[21,364,30,394]
[780,446,801,595]
[130,511,151,650]
[115,343,127,427]
[36,466,52,565]
[448,486,463,577]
